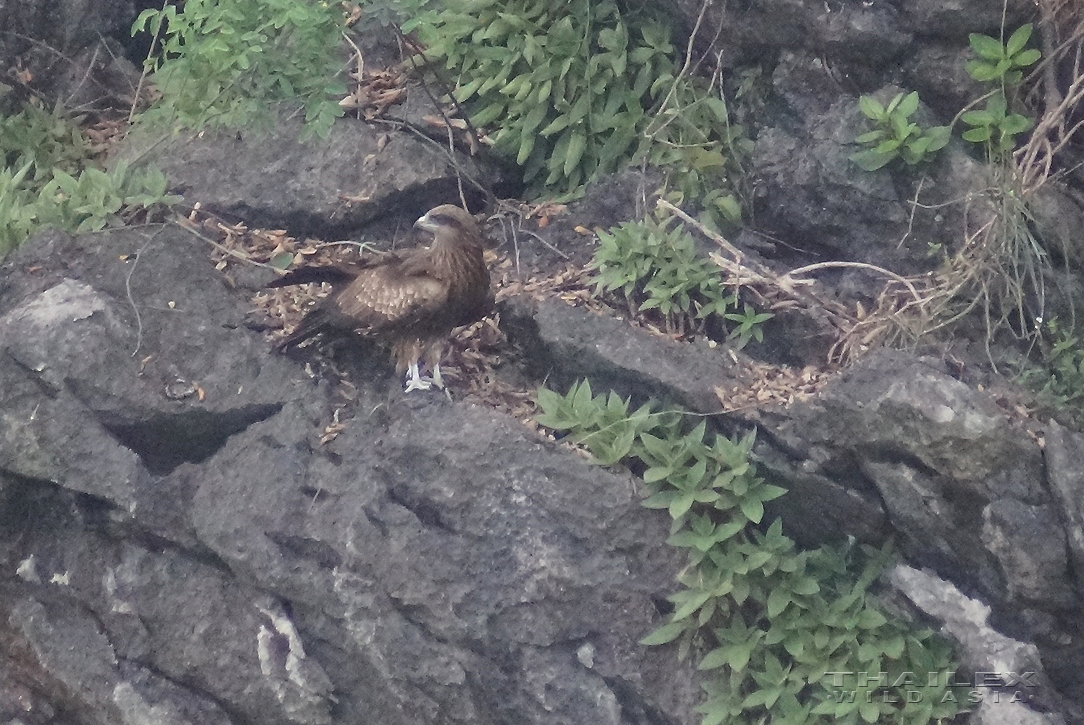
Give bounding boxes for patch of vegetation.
[133,0,347,140]
[852,25,1038,171]
[841,23,1059,362]
[851,92,950,171]
[965,23,1042,88]
[1018,318,1084,421]
[0,105,179,257]
[404,0,746,219]
[536,380,966,725]
[960,24,1039,159]
[589,214,735,334]
[587,213,771,345]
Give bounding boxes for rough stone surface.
[760,350,1051,603]
[123,115,520,240]
[1044,422,1084,588]
[981,500,1077,608]
[0,224,697,725]
[501,295,746,414]
[750,77,990,274]
[887,566,1055,712]
[4,0,1084,723]
[0,1,138,113]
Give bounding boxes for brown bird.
[270,204,493,391]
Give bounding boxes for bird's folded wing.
[332,267,450,332]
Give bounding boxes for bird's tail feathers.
[276,309,329,351]
[267,265,359,289]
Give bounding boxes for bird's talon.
[404,378,433,392]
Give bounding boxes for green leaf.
[897,90,919,117]
[1005,23,1032,57]
[563,129,587,177]
[698,646,731,670]
[757,483,787,502]
[643,466,672,483]
[471,102,506,127]
[790,577,820,596]
[966,60,1002,82]
[924,125,951,152]
[962,127,991,143]
[572,379,594,413]
[882,634,905,658]
[517,133,536,166]
[1000,113,1033,134]
[969,33,1007,62]
[740,496,764,524]
[858,95,884,120]
[858,608,887,629]
[961,109,995,126]
[270,252,294,269]
[670,492,696,519]
[538,114,571,137]
[767,587,790,617]
[671,588,713,621]
[855,130,885,144]
[1012,48,1041,68]
[850,149,895,171]
[640,620,686,645]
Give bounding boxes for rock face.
[0,0,139,114]
[0,228,695,725]
[123,116,520,240]
[5,0,1084,724]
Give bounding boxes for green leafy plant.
[35,160,181,233]
[0,104,180,257]
[959,24,1039,158]
[966,23,1041,86]
[851,92,950,171]
[588,214,742,337]
[643,73,748,231]
[0,160,38,255]
[0,103,89,183]
[960,90,1033,155]
[536,380,966,725]
[1017,319,1084,422]
[405,0,673,193]
[133,0,347,140]
[405,0,743,206]
[725,303,773,349]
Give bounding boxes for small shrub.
[965,23,1041,87]
[132,0,347,140]
[1018,318,1084,419]
[405,0,673,193]
[588,214,738,337]
[959,25,1039,158]
[536,380,966,725]
[35,161,181,233]
[0,105,180,257]
[960,90,1034,156]
[851,91,950,171]
[404,0,744,208]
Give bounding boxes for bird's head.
[414,205,487,249]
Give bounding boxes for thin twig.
[126,229,164,357]
[173,216,279,269]
[129,0,170,126]
[781,262,923,303]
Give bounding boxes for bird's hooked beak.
[414,211,440,234]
